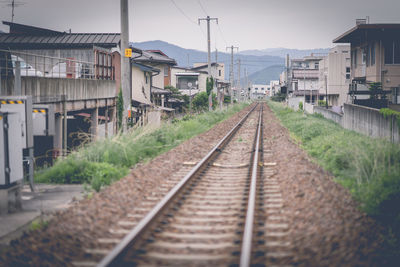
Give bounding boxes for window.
[346,74,350,80]
[346,67,351,73]
[352,49,357,68]
[370,43,375,65]
[145,73,148,84]
[164,66,168,77]
[219,69,221,77]
[384,40,400,64]
[315,62,319,69]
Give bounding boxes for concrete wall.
[304,102,314,114]
[288,96,303,111]
[314,106,343,125]
[1,76,115,103]
[313,104,399,143]
[343,104,399,143]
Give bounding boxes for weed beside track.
[268,101,400,261]
[35,104,248,192]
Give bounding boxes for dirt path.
[262,103,385,266]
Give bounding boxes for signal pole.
[226,45,239,104]
[199,16,218,111]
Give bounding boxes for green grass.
[268,101,400,259]
[35,103,248,192]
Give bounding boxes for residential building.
[191,62,230,97]
[132,49,176,89]
[171,66,207,96]
[333,20,400,107]
[290,54,324,103]
[192,62,225,81]
[0,21,120,163]
[250,84,267,100]
[318,45,351,107]
[269,80,280,96]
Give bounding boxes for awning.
[156,106,175,112]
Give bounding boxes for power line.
[169,0,206,37]
[170,0,197,25]
[197,0,208,16]
[217,24,228,47]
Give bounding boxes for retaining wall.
[314,106,343,126]
[343,104,399,143]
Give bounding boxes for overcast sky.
[0,0,399,52]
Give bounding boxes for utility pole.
[226,45,239,104]
[237,59,241,89]
[215,48,218,64]
[120,0,130,131]
[286,54,290,99]
[199,16,218,111]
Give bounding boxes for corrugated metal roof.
[133,50,176,65]
[0,33,120,49]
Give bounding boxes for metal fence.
[0,49,115,80]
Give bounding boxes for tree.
[368,82,383,100]
[206,77,214,96]
[192,92,209,110]
[165,85,189,108]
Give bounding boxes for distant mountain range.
[239,48,331,59]
[247,65,286,85]
[131,40,329,84]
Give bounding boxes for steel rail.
[240,103,263,267]
[98,103,259,267]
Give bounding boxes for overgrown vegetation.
[298,101,303,110]
[380,108,400,131]
[116,88,124,129]
[270,92,286,102]
[165,85,189,108]
[268,101,400,260]
[318,100,326,107]
[192,92,217,111]
[36,103,248,192]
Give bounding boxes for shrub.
[270,92,286,102]
[299,101,303,110]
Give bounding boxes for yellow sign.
[125,48,132,58]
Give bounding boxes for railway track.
[87,102,290,267]
[96,103,263,267]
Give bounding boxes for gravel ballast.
[0,103,386,266]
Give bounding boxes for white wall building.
[318,45,351,107]
[251,84,267,99]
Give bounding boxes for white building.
[251,84,267,99]
[269,80,280,96]
[291,54,324,103]
[318,45,351,107]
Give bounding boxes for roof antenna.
[69,28,71,33]
[1,0,26,23]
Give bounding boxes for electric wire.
[169,0,206,37]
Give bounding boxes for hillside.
[132,40,284,81]
[239,48,330,59]
[246,65,285,85]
